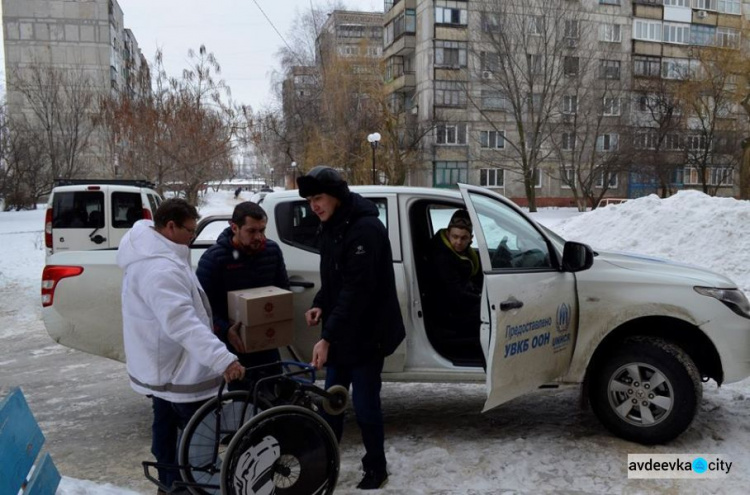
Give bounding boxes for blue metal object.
[0,387,61,495]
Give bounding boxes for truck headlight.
[694,287,750,320]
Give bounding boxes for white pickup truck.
[41,185,750,445]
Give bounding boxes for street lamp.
[367,132,381,184]
[291,161,297,189]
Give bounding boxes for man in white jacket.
[117,198,245,493]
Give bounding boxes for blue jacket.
[313,193,405,365]
[197,227,290,362]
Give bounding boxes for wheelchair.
[143,361,348,495]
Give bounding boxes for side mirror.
[562,241,594,272]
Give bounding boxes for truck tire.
[589,337,702,444]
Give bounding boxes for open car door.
[458,185,578,412]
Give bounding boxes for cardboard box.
[227,286,294,352]
[239,319,294,352]
[227,286,293,327]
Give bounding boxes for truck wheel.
[589,337,702,444]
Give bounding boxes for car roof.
[267,185,465,201]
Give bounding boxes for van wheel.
[589,337,701,444]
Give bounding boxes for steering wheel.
[491,237,513,268]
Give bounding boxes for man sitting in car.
[429,209,482,340]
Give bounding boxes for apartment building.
[281,10,384,180]
[383,0,747,204]
[2,0,147,176]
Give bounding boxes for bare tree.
[675,46,744,195]
[7,64,98,185]
[543,13,634,210]
[471,0,591,211]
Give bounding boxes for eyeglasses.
[178,224,197,235]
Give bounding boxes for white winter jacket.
[117,220,237,403]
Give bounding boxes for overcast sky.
[0,1,381,109]
[117,0,381,111]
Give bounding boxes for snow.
[1,190,749,494]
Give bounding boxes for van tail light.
[45,208,53,248]
[142,208,152,220]
[42,265,84,307]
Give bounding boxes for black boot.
[356,469,388,490]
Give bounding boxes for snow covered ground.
[1,189,749,494]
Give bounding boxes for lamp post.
[367,132,381,185]
[269,167,274,188]
[291,161,297,189]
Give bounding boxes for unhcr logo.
[556,303,571,333]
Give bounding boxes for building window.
[599,0,621,4]
[633,20,662,42]
[597,133,619,151]
[435,80,466,107]
[633,56,661,77]
[561,132,576,151]
[691,25,716,46]
[481,90,511,111]
[481,12,502,33]
[435,40,467,68]
[528,16,543,36]
[663,23,689,44]
[602,97,621,116]
[560,168,576,188]
[600,23,622,43]
[480,168,505,187]
[709,167,734,185]
[433,161,469,187]
[532,168,543,188]
[436,123,467,145]
[595,172,618,188]
[562,95,577,114]
[435,1,468,26]
[693,0,718,10]
[686,135,710,150]
[527,54,542,75]
[564,20,579,39]
[599,60,621,80]
[718,0,741,14]
[664,0,689,6]
[564,56,579,76]
[635,132,659,150]
[716,27,740,49]
[480,51,500,71]
[662,58,690,80]
[480,130,505,149]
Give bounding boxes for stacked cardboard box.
[227,286,294,352]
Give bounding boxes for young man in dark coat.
[196,201,290,390]
[298,166,405,490]
[429,209,483,337]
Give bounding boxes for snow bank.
[553,191,750,295]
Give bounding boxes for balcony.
[385,71,416,93]
[384,33,416,58]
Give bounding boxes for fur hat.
[297,166,350,201]
[448,209,472,233]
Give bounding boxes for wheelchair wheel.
[220,405,339,495]
[178,391,259,494]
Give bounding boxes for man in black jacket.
[298,166,405,490]
[196,201,290,390]
[429,209,482,338]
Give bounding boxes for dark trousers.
[151,396,206,490]
[322,358,387,473]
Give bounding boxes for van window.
[112,192,143,228]
[147,193,160,211]
[275,198,388,252]
[53,191,104,229]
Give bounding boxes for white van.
[45,179,162,257]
